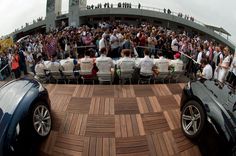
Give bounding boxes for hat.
[174,53,181,59]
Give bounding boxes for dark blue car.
[0,78,52,155]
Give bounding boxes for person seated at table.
[155,52,169,72]
[35,55,47,76]
[96,47,114,74]
[60,52,75,72]
[47,54,63,72]
[198,58,213,80]
[117,49,135,71]
[169,53,184,72]
[138,49,156,76]
[79,50,97,78]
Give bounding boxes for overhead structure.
[46,0,62,31]
[204,24,231,37]
[69,0,87,27]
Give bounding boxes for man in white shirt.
[197,45,204,64]
[117,49,135,71]
[99,34,110,53]
[155,52,169,72]
[171,35,179,52]
[170,53,184,72]
[35,55,47,76]
[60,53,75,72]
[200,58,213,80]
[79,50,96,78]
[138,49,155,75]
[96,47,114,73]
[47,54,63,72]
[110,30,120,58]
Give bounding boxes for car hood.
[0,79,37,125]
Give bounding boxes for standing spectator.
[218,47,231,82]
[227,54,236,86]
[11,49,21,78]
[25,51,35,74]
[171,35,179,53]
[18,48,28,75]
[99,34,110,55]
[110,30,120,58]
[147,32,157,57]
[213,46,223,79]
[196,44,204,65]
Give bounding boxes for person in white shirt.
[171,35,179,52]
[200,58,212,80]
[213,46,223,79]
[25,51,35,74]
[47,54,63,72]
[60,53,75,72]
[170,53,184,72]
[99,34,110,53]
[197,45,204,64]
[96,47,114,74]
[155,52,169,72]
[147,32,157,56]
[218,47,231,83]
[117,49,135,71]
[138,49,155,75]
[227,55,236,86]
[79,50,96,78]
[35,55,47,76]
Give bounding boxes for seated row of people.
[34,48,184,80]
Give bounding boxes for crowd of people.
[0,21,235,86]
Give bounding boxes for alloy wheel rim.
[182,105,201,136]
[33,105,51,136]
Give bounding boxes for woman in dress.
[218,47,231,83]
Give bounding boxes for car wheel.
[32,102,52,138]
[181,100,205,139]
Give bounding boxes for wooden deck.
[39,84,201,156]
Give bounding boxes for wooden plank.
[115,115,121,138]
[136,114,145,136]
[126,115,134,137]
[120,115,128,137]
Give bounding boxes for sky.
[0,0,236,45]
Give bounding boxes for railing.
[0,64,11,80]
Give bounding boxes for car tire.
[181,100,205,139]
[31,102,52,138]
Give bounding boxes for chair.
[79,70,96,84]
[97,72,113,84]
[138,72,153,84]
[49,70,66,84]
[119,69,134,84]
[63,71,77,84]
[169,71,184,83]
[153,71,170,84]
[34,69,50,83]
